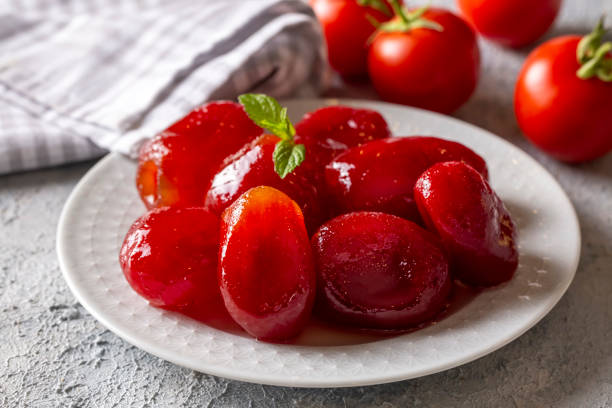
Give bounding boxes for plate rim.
[56,98,581,388]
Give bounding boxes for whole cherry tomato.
[368,5,480,113]
[310,0,394,79]
[515,19,612,163]
[457,0,562,48]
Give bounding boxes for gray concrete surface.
[2,0,612,406]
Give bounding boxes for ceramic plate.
[57,99,580,388]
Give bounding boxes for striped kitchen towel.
[0,0,329,174]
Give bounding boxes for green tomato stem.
[577,42,612,80]
[577,17,606,63]
[375,1,443,34]
[357,0,392,17]
[576,17,612,82]
[389,0,409,23]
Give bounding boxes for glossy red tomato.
[294,105,391,178]
[311,211,451,329]
[119,207,221,310]
[325,136,488,222]
[414,161,518,287]
[368,7,480,113]
[218,186,316,341]
[205,134,322,234]
[310,0,394,79]
[515,35,612,162]
[136,102,262,209]
[457,0,561,48]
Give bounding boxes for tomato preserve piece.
[136,102,263,209]
[165,101,260,138]
[415,137,489,180]
[119,207,221,310]
[414,161,518,287]
[325,136,488,222]
[294,105,391,171]
[218,186,316,341]
[311,212,451,329]
[205,134,321,234]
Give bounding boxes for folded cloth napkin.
[0,0,328,175]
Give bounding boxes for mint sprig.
[238,94,305,179]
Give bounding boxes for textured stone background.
[2,0,612,406]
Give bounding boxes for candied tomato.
[136,102,262,209]
[325,136,488,222]
[205,134,321,234]
[294,105,391,173]
[311,211,451,329]
[218,186,316,341]
[119,207,221,310]
[414,161,518,286]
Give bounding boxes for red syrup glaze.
[179,295,244,335]
[173,280,480,345]
[287,280,481,346]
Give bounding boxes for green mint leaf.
[238,94,294,141]
[273,140,305,179]
[239,93,305,178]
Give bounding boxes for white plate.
[57,99,580,388]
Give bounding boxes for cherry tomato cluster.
[312,0,480,114]
[121,95,518,341]
[312,0,612,163]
